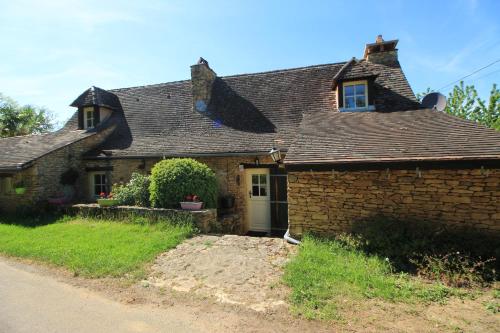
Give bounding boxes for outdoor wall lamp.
[269,147,282,164]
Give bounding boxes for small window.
[93,173,107,197]
[84,107,95,129]
[343,81,368,109]
[0,177,12,194]
[251,173,268,197]
[86,110,94,128]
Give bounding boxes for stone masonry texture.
[0,127,114,212]
[287,168,500,237]
[83,155,275,234]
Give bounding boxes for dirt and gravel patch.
[146,235,296,313]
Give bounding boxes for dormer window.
[84,107,95,129]
[72,86,119,130]
[344,81,367,109]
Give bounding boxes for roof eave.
[284,155,500,171]
[82,149,289,160]
[0,161,34,173]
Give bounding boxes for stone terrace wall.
[71,204,217,233]
[288,168,500,237]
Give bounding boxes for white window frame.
[343,80,368,109]
[251,173,268,197]
[90,172,108,199]
[342,80,371,111]
[84,107,95,129]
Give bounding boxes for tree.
[417,82,499,131]
[0,93,54,137]
[475,84,500,130]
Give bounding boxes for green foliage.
[0,93,55,137]
[349,218,498,287]
[113,172,151,207]
[417,82,499,130]
[0,215,194,278]
[149,158,218,208]
[414,252,496,288]
[484,289,500,314]
[283,235,458,320]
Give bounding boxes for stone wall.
[288,168,500,237]
[366,50,398,65]
[83,155,275,234]
[0,128,114,213]
[0,167,38,211]
[71,204,216,233]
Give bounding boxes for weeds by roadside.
[348,218,498,288]
[283,235,466,320]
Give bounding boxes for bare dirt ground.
[1,235,499,333]
[147,235,295,313]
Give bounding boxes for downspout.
[284,228,300,245]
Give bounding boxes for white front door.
[246,169,271,232]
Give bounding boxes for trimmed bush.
[113,172,150,207]
[149,158,217,209]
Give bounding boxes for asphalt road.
[0,260,202,333]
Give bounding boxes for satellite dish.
[421,92,447,111]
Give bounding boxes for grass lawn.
[0,215,194,278]
[283,235,461,320]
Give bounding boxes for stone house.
[1,36,499,236]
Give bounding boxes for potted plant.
[97,192,120,207]
[180,194,203,210]
[14,180,26,195]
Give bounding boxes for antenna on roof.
[421,92,447,111]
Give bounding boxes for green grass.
[0,216,194,278]
[283,235,459,320]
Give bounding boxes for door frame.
[245,168,271,233]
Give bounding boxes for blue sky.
[1,0,499,125]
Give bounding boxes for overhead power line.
[437,58,500,92]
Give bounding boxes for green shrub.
[113,173,151,207]
[149,158,217,208]
[348,218,499,287]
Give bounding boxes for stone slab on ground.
[147,235,296,313]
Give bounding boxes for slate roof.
[70,86,121,109]
[284,109,500,165]
[0,56,464,169]
[81,60,418,158]
[0,128,95,171]
[333,58,376,87]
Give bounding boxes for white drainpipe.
[284,228,301,245]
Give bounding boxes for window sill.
[339,105,376,112]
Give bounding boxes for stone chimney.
[191,57,217,112]
[364,35,399,65]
